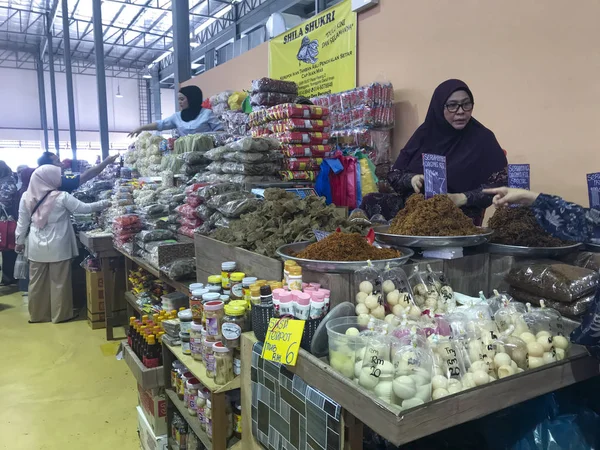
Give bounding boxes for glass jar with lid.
[207,275,222,294]
[229,272,246,300]
[204,338,216,378]
[242,277,257,303]
[178,309,193,334]
[213,341,234,385]
[196,387,209,430]
[221,262,237,291]
[204,300,225,341]
[190,289,208,323]
[222,304,246,350]
[205,399,213,440]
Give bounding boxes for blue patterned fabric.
[531,194,600,243]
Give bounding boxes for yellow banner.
[268,0,357,98]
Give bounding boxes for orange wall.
[185,0,600,205]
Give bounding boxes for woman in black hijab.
[361,79,508,224]
[129,85,223,137]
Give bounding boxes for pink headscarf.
[22,165,62,228]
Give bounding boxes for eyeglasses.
[444,101,474,113]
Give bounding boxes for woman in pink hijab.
[15,165,110,323]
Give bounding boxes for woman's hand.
[411,175,424,193]
[15,244,24,253]
[127,128,142,138]
[483,187,540,207]
[447,193,467,207]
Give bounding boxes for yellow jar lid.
[230,272,246,282]
[225,304,246,316]
[284,260,297,269]
[208,275,222,284]
[229,300,247,309]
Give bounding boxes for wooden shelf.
[125,291,143,315]
[165,343,241,394]
[166,389,212,450]
[115,246,194,296]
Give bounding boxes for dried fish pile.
[211,189,368,257]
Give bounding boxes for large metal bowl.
[374,226,493,248]
[276,241,414,273]
[586,243,600,252]
[486,242,583,257]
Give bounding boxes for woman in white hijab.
[15,165,110,323]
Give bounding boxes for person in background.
[14,167,35,295]
[128,86,223,137]
[15,165,110,323]
[37,152,119,193]
[484,186,600,356]
[0,161,17,286]
[15,165,29,190]
[361,79,508,224]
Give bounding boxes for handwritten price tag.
[422,154,447,199]
[261,318,305,366]
[587,173,600,209]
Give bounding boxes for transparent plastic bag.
[206,191,252,209]
[195,183,241,200]
[428,335,467,397]
[13,254,28,280]
[493,296,529,335]
[195,205,215,221]
[508,286,594,318]
[506,263,599,303]
[356,333,395,402]
[217,198,261,219]
[354,262,385,323]
[206,162,223,173]
[409,266,440,311]
[205,146,229,161]
[160,257,196,280]
[251,77,298,94]
[174,204,199,219]
[227,136,279,153]
[136,229,175,243]
[381,265,421,320]
[220,161,281,175]
[391,333,434,409]
[221,151,280,164]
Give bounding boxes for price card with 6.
[261,318,305,366]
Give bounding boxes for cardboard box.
[137,383,167,437]
[137,406,168,450]
[86,270,105,313]
[123,342,164,390]
[87,310,106,330]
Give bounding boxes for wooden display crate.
[194,234,283,282]
[79,231,119,257]
[122,341,164,390]
[240,333,600,448]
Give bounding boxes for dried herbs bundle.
[296,233,400,261]
[389,194,481,236]
[489,207,567,247]
[210,189,367,257]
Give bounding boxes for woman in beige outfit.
[15,165,109,323]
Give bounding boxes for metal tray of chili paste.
[276,241,414,273]
[486,242,582,257]
[373,226,493,248]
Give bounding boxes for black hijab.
[393,79,507,193]
[180,86,203,122]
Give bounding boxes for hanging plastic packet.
[408,266,440,312]
[428,334,467,398]
[381,264,421,320]
[357,332,395,403]
[492,294,528,336]
[519,302,570,367]
[426,265,456,314]
[354,261,385,323]
[391,333,434,410]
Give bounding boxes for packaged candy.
[279,170,318,181]
[280,144,333,158]
[251,78,298,94]
[271,131,330,145]
[266,118,331,133]
[284,158,323,171]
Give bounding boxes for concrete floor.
[0,288,139,450]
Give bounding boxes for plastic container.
[288,266,303,291]
[284,260,297,285]
[243,277,258,304]
[319,289,331,311]
[294,292,311,320]
[202,292,221,327]
[221,262,237,290]
[178,309,193,334]
[180,332,191,355]
[189,283,204,292]
[205,339,216,378]
[309,292,326,319]
[190,288,209,322]
[233,401,242,439]
[205,300,225,341]
[250,285,261,306]
[205,399,213,439]
[325,316,387,379]
[233,348,241,376]
[229,272,246,300]
[161,291,188,311]
[207,275,222,294]
[197,388,209,430]
[179,371,193,401]
[272,288,284,316]
[190,322,204,361]
[171,360,184,389]
[185,378,202,416]
[213,341,234,385]
[279,291,294,317]
[222,304,246,350]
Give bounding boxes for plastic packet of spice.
[251,78,298,94]
[206,191,253,209]
[408,266,441,311]
[221,151,281,164]
[220,162,281,175]
[506,263,599,303]
[508,286,594,319]
[266,118,332,133]
[195,204,215,221]
[281,144,333,158]
[137,229,176,243]
[195,182,241,200]
[560,251,600,272]
[205,146,229,161]
[161,257,196,280]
